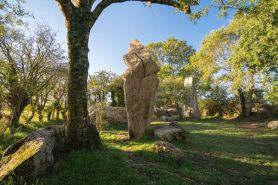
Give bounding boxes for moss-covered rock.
[0,125,66,182]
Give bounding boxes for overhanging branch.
[90,0,193,24]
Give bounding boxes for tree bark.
[246,73,255,118]
[66,10,101,150]
[56,108,60,120]
[238,88,247,118]
[38,109,43,122]
[6,61,30,132]
[9,95,29,133]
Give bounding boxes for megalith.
[123,40,160,139]
[183,76,200,119]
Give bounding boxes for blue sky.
[24,1,233,75]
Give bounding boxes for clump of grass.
[43,150,146,185]
[2,176,43,185]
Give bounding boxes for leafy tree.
[148,37,195,117]
[0,24,65,133]
[148,37,195,77]
[198,83,233,117]
[88,71,125,107]
[109,76,125,107]
[188,0,278,118]
[227,0,278,106]
[48,64,68,121]
[88,70,116,104]
[0,0,29,35]
[156,76,185,114]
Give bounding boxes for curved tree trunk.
[9,96,29,133]
[66,12,101,150]
[38,109,43,122]
[25,105,36,124]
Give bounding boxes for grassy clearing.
[1,119,277,185]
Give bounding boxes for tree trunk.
[9,96,29,133]
[25,106,36,124]
[61,109,67,121]
[246,74,255,118]
[66,13,101,150]
[111,90,116,106]
[238,88,247,118]
[47,110,52,121]
[38,109,43,122]
[56,108,60,120]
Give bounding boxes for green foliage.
[0,0,29,36]
[88,71,125,107]
[198,84,237,117]
[146,0,258,22]
[109,76,125,107]
[94,102,108,130]
[147,37,195,108]
[148,37,195,78]
[156,76,185,108]
[187,0,278,118]
[228,0,278,73]
[88,70,116,104]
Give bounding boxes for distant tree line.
[88,70,125,107]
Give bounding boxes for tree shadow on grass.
[102,121,278,185]
[110,144,278,185]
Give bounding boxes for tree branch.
[56,0,74,20]
[73,0,96,9]
[90,0,193,24]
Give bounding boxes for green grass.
[1,119,277,185]
[43,150,145,185]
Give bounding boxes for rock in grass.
[153,122,186,141]
[267,120,278,130]
[0,125,66,182]
[154,141,184,162]
[90,106,127,124]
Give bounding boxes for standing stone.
[183,76,200,119]
[123,40,160,139]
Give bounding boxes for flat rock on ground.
[153,122,186,141]
[154,141,184,162]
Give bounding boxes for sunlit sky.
[24,1,233,75]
